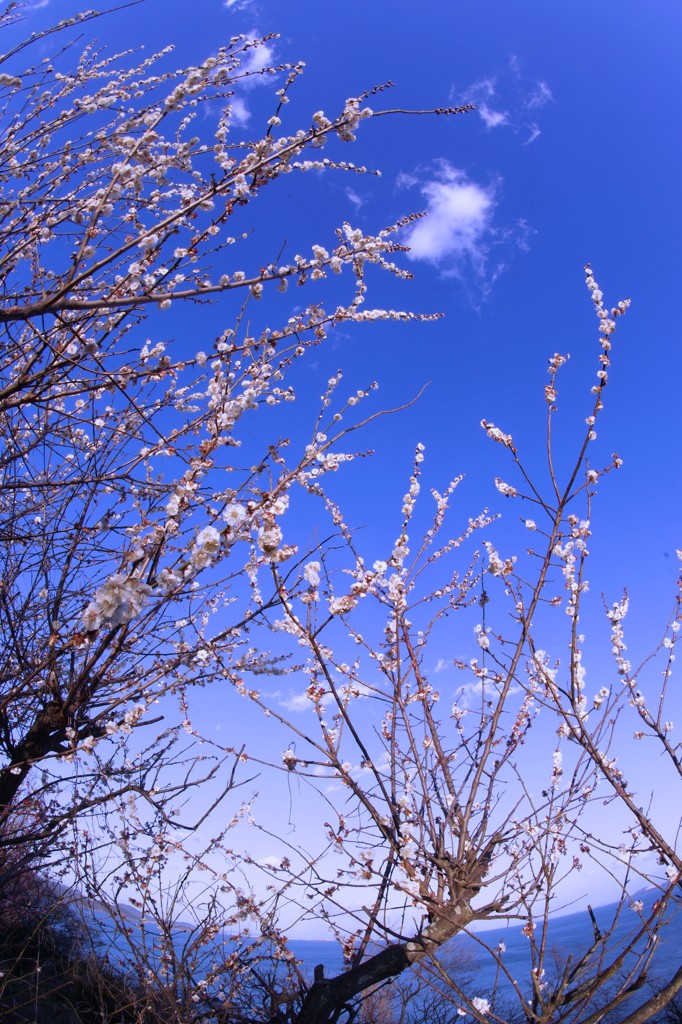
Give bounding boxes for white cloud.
[399,162,532,293]
[508,54,521,76]
[526,80,553,111]
[396,171,419,190]
[345,187,364,213]
[513,217,534,252]
[461,77,504,131]
[223,31,276,128]
[229,95,251,127]
[258,855,283,868]
[434,658,450,674]
[239,34,276,86]
[478,103,509,130]
[457,63,553,141]
[402,161,495,275]
[524,124,542,146]
[224,0,253,9]
[464,75,497,102]
[279,677,369,714]
[278,692,310,713]
[456,678,521,708]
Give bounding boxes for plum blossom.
[189,525,221,570]
[475,625,490,650]
[303,561,321,587]
[551,748,563,781]
[329,594,358,616]
[548,352,569,372]
[282,749,297,771]
[268,493,289,516]
[472,997,491,1016]
[481,419,513,448]
[257,521,282,560]
[223,502,247,528]
[82,575,153,631]
[78,734,100,755]
[494,477,517,497]
[166,493,181,518]
[106,703,146,737]
[485,541,515,578]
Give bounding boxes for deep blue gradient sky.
[21,0,680,594]
[16,0,682,922]
[83,0,681,601]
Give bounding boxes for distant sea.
[289,888,682,1013]
[89,887,681,1012]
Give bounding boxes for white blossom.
[223,503,247,528]
[481,419,513,447]
[282,750,297,770]
[329,594,358,616]
[189,525,221,570]
[304,561,321,588]
[83,575,153,631]
[494,478,517,497]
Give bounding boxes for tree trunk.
[293,902,475,1024]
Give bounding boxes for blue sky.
[18,0,682,928]
[110,0,682,609]
[21,0,680,591]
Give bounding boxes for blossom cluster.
[82,575,153,632]
[552,516,591,619]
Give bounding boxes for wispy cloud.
[478,103,509,130]
[460,76,507,132]
[456,59,553,144]
[278,677,370,714]
[258,855,284,868]
[224,31,277,127]
[224,0,253,10]
[345,187,364,213]
[400,160,496,278]
[278,690,311,713]
[239,34,276,84]
[524,125,542,146]
[526,79,553,111]
[455,676,521,709]
[467,75,496,101]
[229,95,251,127]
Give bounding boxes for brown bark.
[294,901,475,1024]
